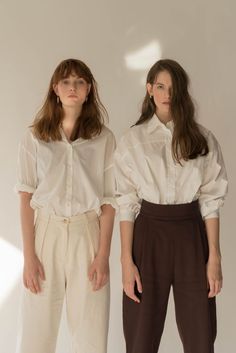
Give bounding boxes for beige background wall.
[0,0,235,352]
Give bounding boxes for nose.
[70,84,76,91]
[165,88,171,100]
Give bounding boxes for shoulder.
[92,125,116,145]
[198,123,222,151]
[100,125,115,138]
[20,127,38,146]
[117,121,149,151]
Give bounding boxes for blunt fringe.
[32,59,107,141]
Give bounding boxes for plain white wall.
[0,0,235,352]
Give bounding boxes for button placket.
[65,144,73,216]
[166,134,175,203]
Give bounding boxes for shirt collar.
[147,114,174,134]
[60,127,73,143]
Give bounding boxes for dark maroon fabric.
[123,200,216,353]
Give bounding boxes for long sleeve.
[114,141,141,222]
[101,131,117,209]
[199,131,228,219]
[15,129,38,194]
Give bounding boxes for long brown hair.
[135,59,208,161]
[32,59,107,141]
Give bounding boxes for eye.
[61,79,70,85]
[76,79,86,85]
[156,84,164,89]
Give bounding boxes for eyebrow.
[62,76,84,79]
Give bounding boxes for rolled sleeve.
[15,129,38,194]
[114,145,141,223]
[199,131,228,219]
[118,192,141,222]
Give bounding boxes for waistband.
[140,199,201,221]
[36,209,98,224]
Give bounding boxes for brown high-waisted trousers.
[123,200,216,353]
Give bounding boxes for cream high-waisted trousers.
[16,210,110,353]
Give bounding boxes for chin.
[65,99,81,105]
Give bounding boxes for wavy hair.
[32,59,107,141]
[135,59,208,161]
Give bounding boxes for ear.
[87,83,91,95]
[146,83,153,96]
[53,83,58,96]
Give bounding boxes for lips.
[68,95,78,98]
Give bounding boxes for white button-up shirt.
[114,115,228,222]
[15,126,116,217]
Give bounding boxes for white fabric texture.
[15,126,117,217]
[114,115,228,222]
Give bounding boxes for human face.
[147,70,172,121]
[53,73,91,108]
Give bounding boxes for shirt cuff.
[101,197,118,210]
[14,184,35,194]
[203,210,219,220]
[119,209,136,222]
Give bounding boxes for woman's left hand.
[206,255,223,297]
[88,254,109,291]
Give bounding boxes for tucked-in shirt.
[15,126,116,217]
[114,115,228,222]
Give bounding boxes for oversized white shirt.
[15,126,116,217]
[114,115,228,222]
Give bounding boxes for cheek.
[81,87,88,95]
[57,85,67,95]
[153,92,162,106]
[79,87,89,98]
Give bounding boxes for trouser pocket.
[34,216,50,261]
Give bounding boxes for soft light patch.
[0,238,23,306]
[125,41,162,70]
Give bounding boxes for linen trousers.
[16,209,110,353]
[123,200,216,353]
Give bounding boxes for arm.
[88,131,116,291]
[114,140,142,302]
[88,204,115,291]
[120,221,142,303]
[205,217,222,297]
[16,129,44,294]
[19,192,45,293]
[199,131,228,297]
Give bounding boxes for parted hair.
[32,59,107,141]
[135,59,209,162]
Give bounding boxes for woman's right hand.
[23,254,45,294]
[122,258,142,303]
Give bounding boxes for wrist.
[96,250,110,260]
[23,248,36,260]
[121,254,133,264]
[208,245,221,255]
[208,251,221,263]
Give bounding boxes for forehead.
[60,72,82,79]
[155,70,172,85]
[59,69,86,80]
[56,61,89,81]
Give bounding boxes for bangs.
[53,59,91,83]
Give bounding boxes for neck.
[62,105,82,123]
[156,111,172,125]
[61,106,82,140]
